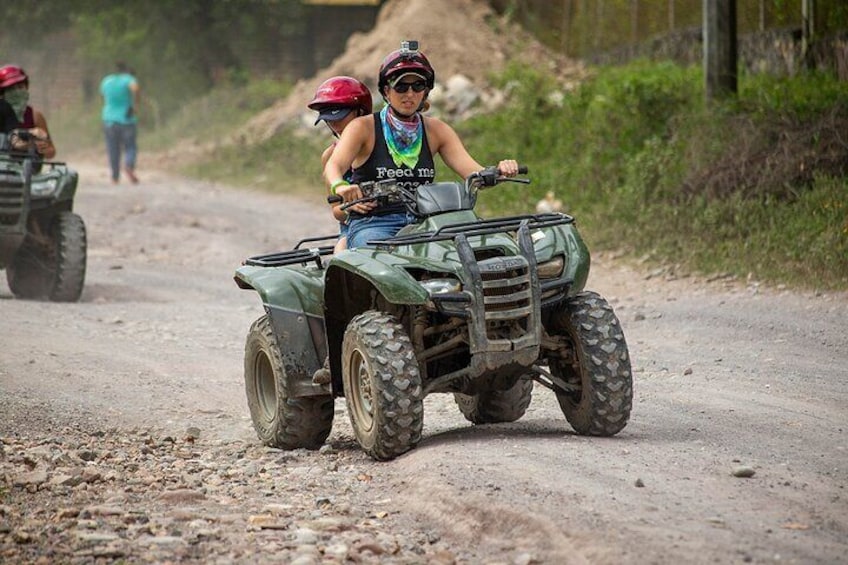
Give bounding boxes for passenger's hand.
[497,159,519,177]
[350,201,377,214]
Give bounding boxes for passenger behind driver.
[0,65,56,158]
[308,76,373,253]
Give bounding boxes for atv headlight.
[537,255,565,278]
[31,177,59,197]
[420,277,461,295]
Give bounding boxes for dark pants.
[104,122,137,181]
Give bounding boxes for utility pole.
[703,0,737,100]
[801,0,816,70]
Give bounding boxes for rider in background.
[308,76,373,253]
[0,98,17,134]
[0,65,56,158]
[324,40,519,249]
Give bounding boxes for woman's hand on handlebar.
[29,128,52,156]
[336,183,376,215]
[497,159,520,177]
[335,182,360,202]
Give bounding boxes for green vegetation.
[2,0,308,126]
[458,61,848,290]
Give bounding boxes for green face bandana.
[3,88,29,121]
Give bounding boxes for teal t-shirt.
[100,73,138,124]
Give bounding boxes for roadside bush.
[461,61,846,289]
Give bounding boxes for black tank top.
[351,112,436,216]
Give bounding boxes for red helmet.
[0,65,28,90]
[378,43,435,93]
[308,76,372,117]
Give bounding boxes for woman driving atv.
[308,76,373,252]
[0,65,56,159]
[324,40,519,249]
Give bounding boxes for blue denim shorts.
[347,212,414,248]
[339,221,349,238]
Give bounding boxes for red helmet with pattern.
[0,65,28,90]
[378,42,435,93]
[308,76,372,123]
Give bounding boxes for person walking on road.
[100,62,139,184]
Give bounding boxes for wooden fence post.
[703,0,738,100]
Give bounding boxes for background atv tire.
[548,291,632,436]
[454,377,534,424]
[244,315,334,450]
[6,211,87,302]
[342,310,423,461]
[6,242,49,299]
[49,211,87,302]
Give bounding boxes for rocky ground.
[1,420,467,564]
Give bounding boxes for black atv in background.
[0,130,86,301]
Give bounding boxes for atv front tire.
[49,211,87,302]
[244,315,334,450]
[6,244,47,299]
[6,211,87,302]
[548,291,632,436]
[342,310,423,461]
[454,377,534,424]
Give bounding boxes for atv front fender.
[325,250,429,306]
[235,264,329,397]
[532,223,590,295]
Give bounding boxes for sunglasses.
[391,81,427,93]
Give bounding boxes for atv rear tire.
[548,291,632,436]
[6,211,87,302]
[342,310,423,461]
[244,315,334,450]
[454,377,534,424]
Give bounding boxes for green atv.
[0,130,86,301]
[235,166,632,460]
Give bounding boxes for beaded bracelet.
[330,179,350,195]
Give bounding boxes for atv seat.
[416,182,473,216]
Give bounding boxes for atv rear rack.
[244,234,337,268]
[367,212,574,247]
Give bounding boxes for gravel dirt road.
[2,163,846,564]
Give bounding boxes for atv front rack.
[367,212,574,247]
[243,234,337,269]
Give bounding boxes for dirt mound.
[243,0,584,142]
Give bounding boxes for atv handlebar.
[325,165,530,211]
[471,165,530,188]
